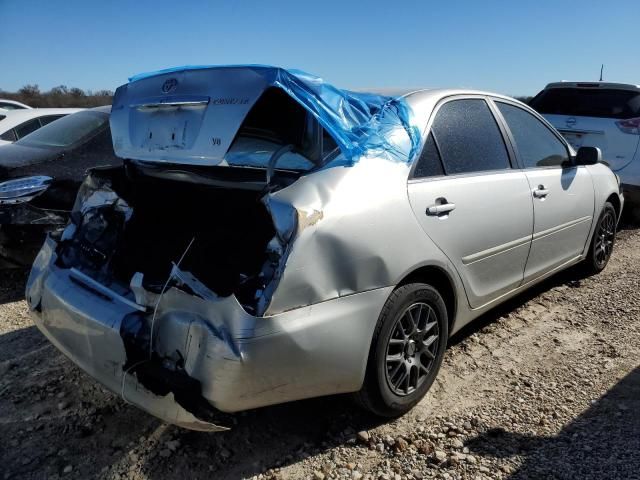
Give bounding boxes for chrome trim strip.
[470,254,583,312]
[69,268,147,312]
[532,216,592,241]
[461,235,532,265]
[461,215,592,265]
[133,100,210,110]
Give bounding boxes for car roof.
[542,81,640,91]
[90,105,112,113]
[0,108,84,130]
[0,99,32,109]
[402,88,527,117]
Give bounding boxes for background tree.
[0,84,113,108]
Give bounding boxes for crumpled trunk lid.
[110,65,418,167]
[111,67,268,166]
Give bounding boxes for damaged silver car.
[28,66,623,431]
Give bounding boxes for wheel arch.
[606,192,621,220]
[397,265,457,332]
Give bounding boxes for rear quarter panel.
[265,157,464,318]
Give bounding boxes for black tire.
[583,201,617,275]
[355,283,448,417]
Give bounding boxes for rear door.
[530,86,640,172]
[407,97,534,309]
[494,100,595,281]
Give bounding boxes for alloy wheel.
[594,210,616,268]
[385,302,440,396]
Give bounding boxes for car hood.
[0,143,61,180]
[111,65,420,168]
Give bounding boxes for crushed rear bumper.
[28,237,391,430]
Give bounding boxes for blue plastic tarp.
[126,65,421,166]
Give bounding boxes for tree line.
[0,85,113,108]
[1,84,534,109]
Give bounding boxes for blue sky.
[1,0,638,96]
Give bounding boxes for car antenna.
[599,64,604,82]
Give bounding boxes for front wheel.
[355,283,448,417]
[583,201,617,274]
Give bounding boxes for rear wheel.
[355,283,448,417]
[583,202,617,274]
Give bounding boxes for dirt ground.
[1,225,639,480]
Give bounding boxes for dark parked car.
[0,106,120,267]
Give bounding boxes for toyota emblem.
[161,78,178,94]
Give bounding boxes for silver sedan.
[27,66,623,431]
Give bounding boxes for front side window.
[497,102,569,168]
[16,111,108,148]
[430,99,510,175]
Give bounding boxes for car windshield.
[16,110,108,148]
[530,88,640,119]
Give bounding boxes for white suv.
[530,82,640,211]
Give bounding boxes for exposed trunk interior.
[55,85,345,312]
[119,175,275,298]
[59,165,278,311]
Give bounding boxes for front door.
[494,100,595,281]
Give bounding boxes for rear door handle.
[426,199,456,216]
[533,185,550,198]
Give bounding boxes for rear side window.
[413,132,444,178]
[431,99,510,175]
[530,88,640,119]
[0,129,17,142]
[497,102,569,169]
[14,119,41,139]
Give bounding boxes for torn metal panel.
[260,157,458,315]
[27,235,395,424]
[27,240,228,431]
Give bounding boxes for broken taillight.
[615,117,640,135]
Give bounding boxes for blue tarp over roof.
[127,65,421,165]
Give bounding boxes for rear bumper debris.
[27,237,392,430]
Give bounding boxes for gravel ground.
[1,225,639,480]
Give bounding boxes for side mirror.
[575,146,601,166]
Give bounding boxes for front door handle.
[426,198,456,216]
[533,185,550,198]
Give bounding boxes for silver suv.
[28,66,623,431]
[530,82,640,212]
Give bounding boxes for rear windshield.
[16,110,108,148]
[530,88,640,119]
[225,88,341,171]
